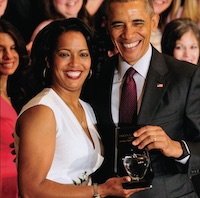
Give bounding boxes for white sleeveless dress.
[15,88,104,185]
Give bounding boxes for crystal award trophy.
[115,126,154,189]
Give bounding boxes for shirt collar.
[118,44,152,80]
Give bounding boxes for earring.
[43,68,47,78]
[43,58,51,78]
[88,69,92,79]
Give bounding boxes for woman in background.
[150,0,173,52]
[0,19,28,198]
[161,18,200,65]
[169,0,200,27]
[26,0,92,54]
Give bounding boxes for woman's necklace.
[51,87,87,128]
[65,99,94,147]
[80,120,85,127]
[77,102,85,127]
[67,101,86,128]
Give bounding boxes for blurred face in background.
[152,0,173,14]
[0,33,19,76]
[173,30,199,65]
[53,0,83,18]
[0,0,8,17]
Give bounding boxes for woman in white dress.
[14,18,145,197]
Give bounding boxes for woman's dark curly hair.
[29,18,95,95]
[0,19,29,113]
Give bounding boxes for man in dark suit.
[83,0,200,197]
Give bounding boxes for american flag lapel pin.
[157,83,164,88]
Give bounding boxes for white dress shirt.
[111,44,152,125]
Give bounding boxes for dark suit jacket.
[83,47,200,197]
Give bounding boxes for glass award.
[115,126,154,189]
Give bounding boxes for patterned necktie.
[119,67,137,125]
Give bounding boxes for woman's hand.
[98,176,150,197]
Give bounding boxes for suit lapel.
[100,50,171,125]
[138,48,171,124]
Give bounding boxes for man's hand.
[132,125,183,158]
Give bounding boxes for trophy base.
[122,180,152,189]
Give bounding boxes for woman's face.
[53,0,83,18]
[0,33,19,76]
[173,30,200,65]
[51,31,91,93]
[152,0,173,14]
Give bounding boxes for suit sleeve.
[184,66,200,178]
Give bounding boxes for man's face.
[107,1,159,65]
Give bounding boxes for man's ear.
[151,13,160,32]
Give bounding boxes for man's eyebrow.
[111,19,145,26]
[111,21,123,26]
[132,19,145,23]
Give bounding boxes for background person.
[150,0,173,52]
[0,18,29,198]
[168,0,200,27]
[161,18,200,65]
[26,0,92,54]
